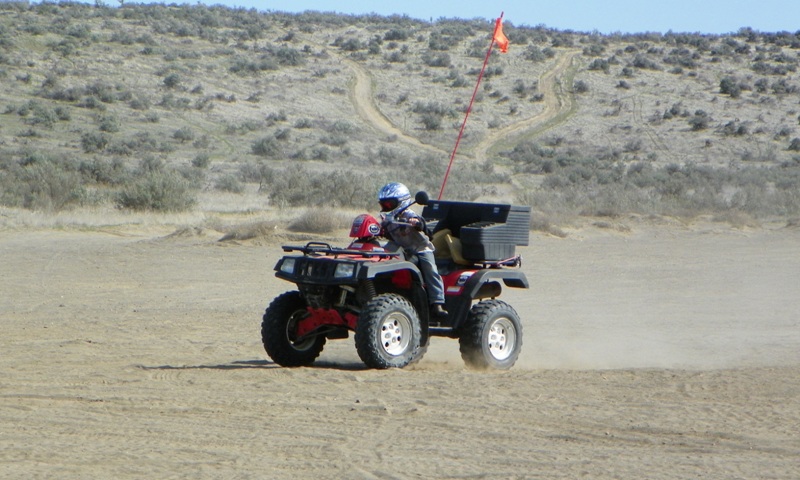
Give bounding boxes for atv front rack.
[281,242,401,259]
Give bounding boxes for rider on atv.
[376,182,448,318]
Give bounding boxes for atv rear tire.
[459,300,522,370]
[355,293,423,369]
[262,291,326,367]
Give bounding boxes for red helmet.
[349,214,382,239]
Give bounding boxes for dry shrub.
[529,212,568,238]
[116,171,195,212]
[287,208,351,233]
[218,220,279,241]
[592,220,632,233]
[0,160,86,211]
[711,211,760,229]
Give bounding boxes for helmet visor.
[379,198,399,211]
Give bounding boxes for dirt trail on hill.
[346,58,448,157]
[345,50,580,163]
[473,50,580,162]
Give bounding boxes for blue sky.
[250,1,798,34]
[36,1,799,34]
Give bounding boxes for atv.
[261,192,531,370]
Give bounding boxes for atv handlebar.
[382,220,422,231]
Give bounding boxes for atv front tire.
[262,291,326,367]
[459,300,522,370]
[355,294,422,369]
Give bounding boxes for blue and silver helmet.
[377,182,412,212]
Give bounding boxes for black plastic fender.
[444,269,529,331]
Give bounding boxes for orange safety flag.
[493,17,509,53]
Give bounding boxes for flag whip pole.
[438,11,504,200]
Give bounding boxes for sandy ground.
[1,219,799,479]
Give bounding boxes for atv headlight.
[334,262,356,278]
[279,258,296,274]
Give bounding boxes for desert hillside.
[1,3,800,223]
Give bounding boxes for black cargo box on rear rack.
[422,200,531,262]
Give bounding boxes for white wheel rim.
[380,312,412,356]
[488,317,516,361]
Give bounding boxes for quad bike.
[261,192,531,370]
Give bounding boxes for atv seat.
[431,229,471,266]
